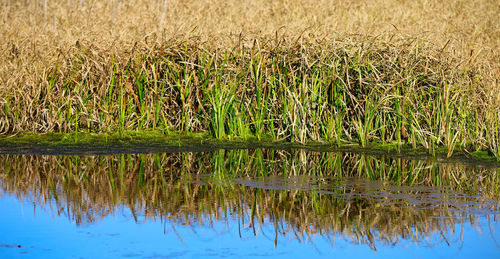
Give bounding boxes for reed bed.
[0,0,499,158]
[1,150,498,249]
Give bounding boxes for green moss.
[471,150,497,161]
[0,131,498,166]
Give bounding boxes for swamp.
[1,0,499,258]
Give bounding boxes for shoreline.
[0,131,498,167]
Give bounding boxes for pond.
[1,149,499,258]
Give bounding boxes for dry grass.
[1,1,499,51]
[0,0,499,155]
[1,0,498,62]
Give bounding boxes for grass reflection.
[1,150,499,250]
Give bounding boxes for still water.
[1,149,499,258]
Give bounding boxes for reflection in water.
[0,149,499,251]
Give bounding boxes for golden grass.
[0,0,499,155]
[1,1,498,61]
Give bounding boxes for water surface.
[1,149,499,258]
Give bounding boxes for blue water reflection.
[1,192,499,258]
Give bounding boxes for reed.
[1,37,497,156]
[1,0,499,158]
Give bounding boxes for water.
[1,149,499,258]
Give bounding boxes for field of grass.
[0,0,499,157]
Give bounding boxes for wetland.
[1,0,500,257]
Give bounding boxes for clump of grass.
[0,36,497,158]
[1,1,499,158]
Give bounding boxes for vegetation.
[1,149,498,249]
[0,1,499,158]
[1,2,499,251]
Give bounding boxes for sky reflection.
[1,192,499,259]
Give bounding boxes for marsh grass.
[0,1,499,158]
[1,37,497,157]
[1,150,498,249]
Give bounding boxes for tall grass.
[0,37,497,157]
[0,1,499,158]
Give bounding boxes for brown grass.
[2,1,499,50]
[0,0,499,155]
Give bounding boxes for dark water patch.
[0,243,22,248]
[227,176,499,214]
